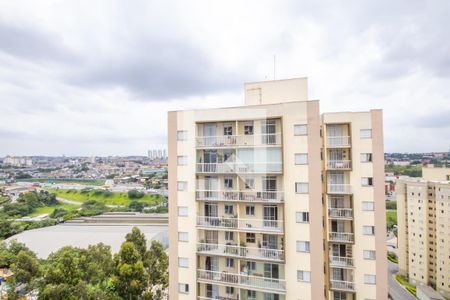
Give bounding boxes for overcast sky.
[0,0,449,156]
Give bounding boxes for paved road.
[388,261,417,300]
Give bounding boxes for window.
[245,178,255,189]
[177,181,187,191]
[362,201,374,211]
[247,261,256,271]
[296,241,310,252]
[360,129,372,139]
[295,153,308,165]
[244,121,254,135]
[178,257,189,268]
[363,250,376,260]
[296,212,310,223]
[178,206,188,217]
[225,231,234,241]
[226,258,234,268]
[177,156,187,166]
[177,130,187,141]
[246,233,256,243]
[226,286,235,295]
[224,123,233,136]
[364,274,376,284]
[246,205,255,215]
[247,290,256,299]
[225,204,234,215]
[294,124,308,136]
[224,178,233,189]
[361,177,373,186]
[295,182,309,193]
[363,226,375,235]
[297,270,311,282]
[178,232,188,242]
[178,283,189,294]
[360,153,373,162]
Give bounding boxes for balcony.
[328,208,353,219]
[330,280,355,292]
[198,297,238,300]
[327,184,352,195]
[197,216,284,233]
[196,133,282,148]
[329,256,354,268]
[329,232,354,243]
[327,136,351,148]
[327,160,352,170]
[196,163,282,174]
[197,269,286,293]
[196,190,284,204]
[197,243,284,262]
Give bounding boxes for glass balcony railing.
[197,243,284,262]
[327,136,351,148]
[327,160,352,170]
[330,280,355,292]
[196,133,282,148]
[328,208,353,219]
[327,184,352,194]
[196,163,282,174]
[329,256,354,268]
[197,269,286,293]
[197,216,283,233]
[196,190,284,203]
[329,232,354,243]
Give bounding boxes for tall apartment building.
[168,78,387,300]
[397,166,450,299]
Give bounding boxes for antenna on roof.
[273,54,276,80]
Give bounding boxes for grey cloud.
[66,38,243,100]
[416,111,450,128]
[0,21,78,64]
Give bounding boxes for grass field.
[47,189,163,206]
[17,178,106,186]
[29,203,80,217]
[396,274,416,297]
[386,210,397,230]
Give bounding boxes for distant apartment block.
[3,156,33,167]
[168,78,387,300]
[397,166,450,299]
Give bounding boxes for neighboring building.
[3,156,33,167]
[168,78,387,300]
[397,166,450,299]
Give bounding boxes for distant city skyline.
[0,0,449,156]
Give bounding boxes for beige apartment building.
[168,78,387,300]
[397,166,450,299]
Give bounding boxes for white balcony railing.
[198,297,238,300]
[197,243,284,262]
[196,133,282,148]
[327,160,352,169]
[197,216,283,233]
[196,163,282,174]
[330,280,355,292]
[327,184,352,194]
[197,269,286,292]
[329,232,354,243]
[328,208,353,219]
[329,256,354,268]
[327,136,351,147]
[196,190,284,203]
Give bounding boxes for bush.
[128,189,144,199]
[386,200,397,210]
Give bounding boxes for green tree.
[112,242,148,300]
[125,227,147,260]
[9,250,42,290]
[145,240,169,299]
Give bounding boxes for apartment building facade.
[168,78,387,300]
[397,166,450,299]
